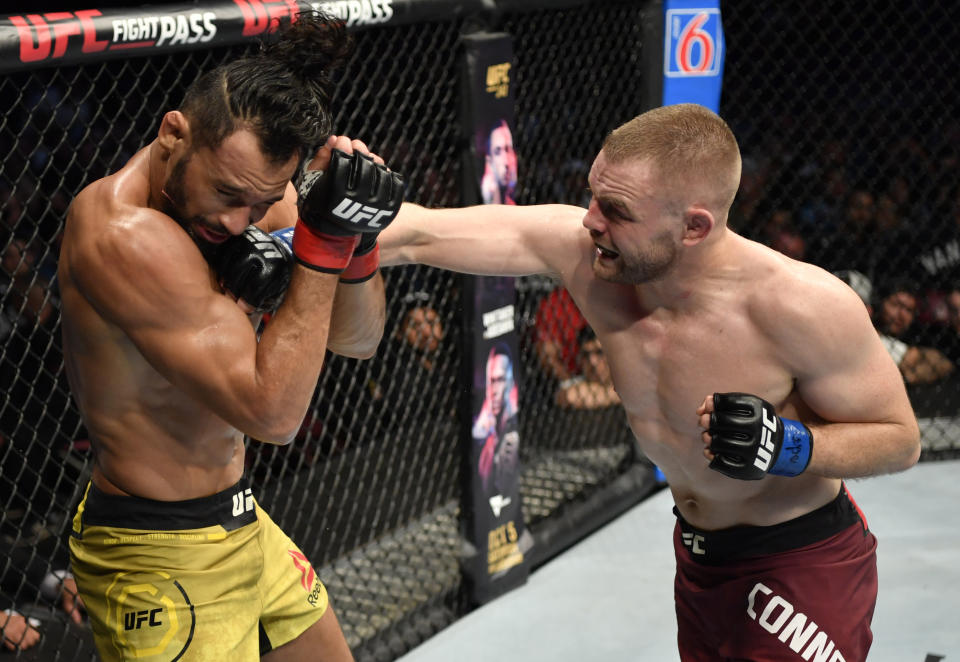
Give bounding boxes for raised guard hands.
[292,142,404,276]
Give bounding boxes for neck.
[638,225,734,311]
[145,140,168,212]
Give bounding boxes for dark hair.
[179,11,352,164]
[874,277,919,307]
[576,325,598,348]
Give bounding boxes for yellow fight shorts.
[69,478,328,661]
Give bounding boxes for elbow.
[243,405,304,446]
[328,326,383,359]
[896,418,922,472]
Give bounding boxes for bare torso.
[60,148,247,499]
[562,229,841,530]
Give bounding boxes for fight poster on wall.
[458,31,531,605]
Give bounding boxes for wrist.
[291,219,359,273]
[770,418,813,476]
[340,240,380,283]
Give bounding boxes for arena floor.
[397,460,959,662]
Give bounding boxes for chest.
[587,298,793,431]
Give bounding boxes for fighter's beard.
[160,159,221,260]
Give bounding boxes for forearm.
[327,273,386,358]
[239,267,340,442]
[805,419,921,479]
[379,202,564,276]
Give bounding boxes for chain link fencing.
[0,2,649,659]
[2,1,957,659]
[720,1,960,460]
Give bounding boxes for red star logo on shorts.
[287,549,316,592]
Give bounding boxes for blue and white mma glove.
[707,392,813,480]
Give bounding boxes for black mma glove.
[707,392,813,481]
[292,149,404,275]
[208,226,293,313]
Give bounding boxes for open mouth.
[595,244,620,260]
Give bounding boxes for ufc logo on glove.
[331,197,394,228]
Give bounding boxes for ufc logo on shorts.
[243,233,282,259]
[332,197,392,228]
[232,488,253,516]
[681,531,706,555]
[754,409,778,472]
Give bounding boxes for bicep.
[74,227,258,401]
[794,305,912,426]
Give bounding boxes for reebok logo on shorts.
[747,582,847,661]
[288,550,316,591]
[288,550,325,607]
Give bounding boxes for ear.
[681,207,715,246]
[157,111,190,157]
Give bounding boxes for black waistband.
[80,478,257,532]
[674,483,863,563]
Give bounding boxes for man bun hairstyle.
[179,10,353,164]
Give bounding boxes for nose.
[582,202,607,235]
[219,207,253,235]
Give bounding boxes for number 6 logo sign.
[665,8,724,77]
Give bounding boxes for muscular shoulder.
[747,248,873,373]
[67,179,211,325]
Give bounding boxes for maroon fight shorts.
[672,483,877,662]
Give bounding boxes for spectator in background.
[726,155,768,233]
[534,286,588,383]
[768,223,807,261]
[0,526,86,652]
[818,187,876,275]
[0,610,38,652]
[1,236,57,328]
[797,165,849,236]
[917,284,960,366]
[555,326,620,409]
[396,297,445,373]
[873,278,953,385]
[906,184,960,320]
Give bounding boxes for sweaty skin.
[380,150,920,530]
[59,128,385,501]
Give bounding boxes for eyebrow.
[214,181,285,203]
[597,196,631,216]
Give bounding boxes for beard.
[594,229,679,285]
[161,153,224,256]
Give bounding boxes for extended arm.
[380,202,587,278]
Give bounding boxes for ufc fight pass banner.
[0,0,487,73]
[458,31,531,605]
